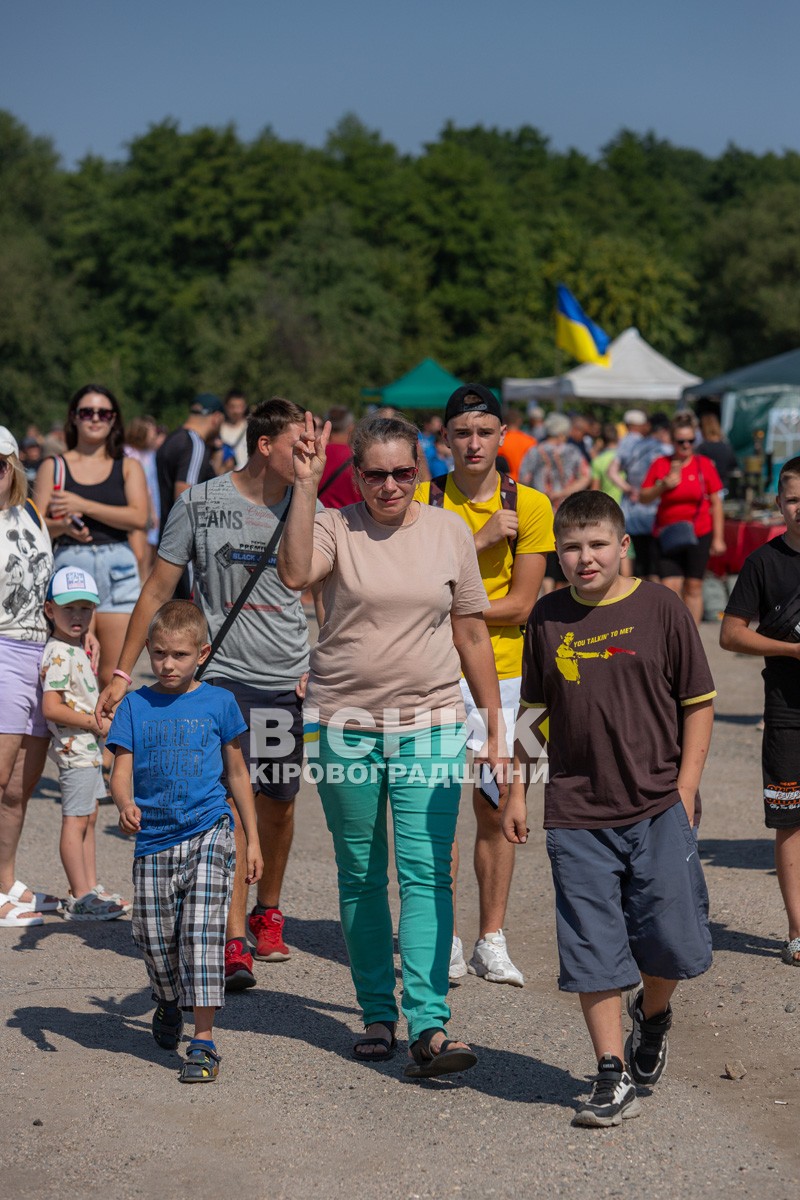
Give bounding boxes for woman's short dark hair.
[246,397,306,457]
[66,385,125,459]
[351,415,419,469]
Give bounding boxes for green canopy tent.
[683,347,800,467]
[362,358,465,411]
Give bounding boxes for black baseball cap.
[190,392,224,415]
[444,384,503,425]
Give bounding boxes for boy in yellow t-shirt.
[417,384,554,986]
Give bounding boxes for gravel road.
[2,623,799,1200]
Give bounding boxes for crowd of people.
[1,383,797,1128]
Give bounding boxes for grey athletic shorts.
[545,802,712,993]
[60,765,106,817]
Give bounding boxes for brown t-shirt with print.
[521,579,716,829]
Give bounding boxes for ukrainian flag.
[555,285,611,367]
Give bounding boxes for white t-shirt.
[41,638,103,769]
[220,421,249,470]
[0,502,52,643]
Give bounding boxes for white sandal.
[64,892,124,922]
[0,892,44,927]
[93,884,131,914]
[7,879,61,913]
[781,936,800,966]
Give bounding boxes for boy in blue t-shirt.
[108,600,262,1083]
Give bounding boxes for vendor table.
[709,517,786,576]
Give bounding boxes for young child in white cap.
[41,566,126,920]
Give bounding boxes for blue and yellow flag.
[555,285,611,367]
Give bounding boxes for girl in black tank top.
[53,457,128,547]
[32,385,150,692]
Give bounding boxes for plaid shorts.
[131,818,235,1010]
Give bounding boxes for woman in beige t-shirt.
[279,413,507,1079]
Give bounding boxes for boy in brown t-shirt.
[503,492,716,1128]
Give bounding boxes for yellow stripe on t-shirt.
[680,691,717,707]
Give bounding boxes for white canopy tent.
[503,327,700,406]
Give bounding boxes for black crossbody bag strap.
[195,507,288,681]
[318,456,353,496]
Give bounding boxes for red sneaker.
[224,938,256,992]
[248,907,291,961]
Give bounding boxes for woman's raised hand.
[292,411,331,485]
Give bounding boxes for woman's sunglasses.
[0,459,10,477]
[76,407,115,423]
[358,466,419,487]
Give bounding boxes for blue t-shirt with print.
[108,682,247,858]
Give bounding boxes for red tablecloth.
[708,518,786,576]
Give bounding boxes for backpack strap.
[52,455,66,491]
[427,472,517,556]
[498,473,518,557]
[24,498,44,530]
[498,473,517,513]
[428,474,448,508]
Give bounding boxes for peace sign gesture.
[291,411,331,486]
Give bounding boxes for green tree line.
[3,109,800,430]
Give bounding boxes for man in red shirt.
[317,407,361,508]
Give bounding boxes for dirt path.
[2,626,799,1199]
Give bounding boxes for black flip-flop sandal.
[404,1027,478,1078]
[152,1002,183,1050]
[179,1043,221,1083]
[352,1022,397,1063]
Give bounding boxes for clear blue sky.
[3,0,799,167]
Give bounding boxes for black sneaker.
[572,1055,641,1127]
[625,986,672,1086]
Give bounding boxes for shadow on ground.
[712,713,762,727]
[710,920,782,960]
[7,986,173,1068]
[9,914,139,959]
[700,838,774,871]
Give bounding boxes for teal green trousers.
[316,725,465,1042]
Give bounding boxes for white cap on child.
[47,566,100,605]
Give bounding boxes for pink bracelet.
[113,669,133,686]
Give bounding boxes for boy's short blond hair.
[148,600,208,648]
[553,491,626,541]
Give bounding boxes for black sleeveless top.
[53,457,128,547]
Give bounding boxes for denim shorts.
[546,802,713,993]
[53,542,140,614]
[0,636,48,737]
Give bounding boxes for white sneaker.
[468,929,524,986]
[449,935,468,983]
